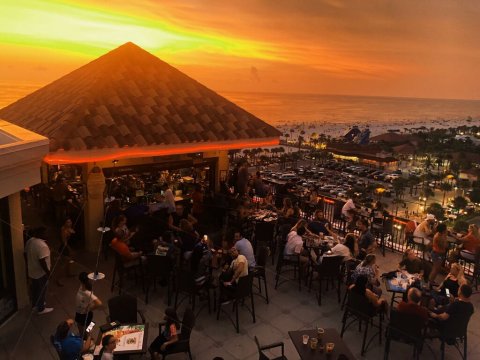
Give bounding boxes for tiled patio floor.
[1,246,479,360]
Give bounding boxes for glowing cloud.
[0,0,280,61]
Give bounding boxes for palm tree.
[407,174,421,196]
[298,135,304,152]
[439,182,453,206]
[423,155,433,172]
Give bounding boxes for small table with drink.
[384,271,425,307]
[288,328,356,360]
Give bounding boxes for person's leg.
[429,260,440,284]
[32,275,48,312]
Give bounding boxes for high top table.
[288,328,357,360]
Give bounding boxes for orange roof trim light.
[43,138,279,164]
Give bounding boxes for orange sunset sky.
[1,0,480,108]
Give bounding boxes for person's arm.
[224,259,245,285]
[430,311,449,321]
[160,325,179,351]
[81,335,92,353]
[87,297,102,312]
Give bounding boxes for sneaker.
[37,307,54,315]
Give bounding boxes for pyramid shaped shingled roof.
[0,42,280,154]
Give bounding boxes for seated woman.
[398,248,424,277]
[349,275,387,310]
[430,263,468,308]
[457,224,480,260]
[178,219,199,257]
[149,308,179,359]
[98,334,116,360]
[279,197,294,218]
[110,236,143,265]
[329,233,358,261]
[352,254,381,296]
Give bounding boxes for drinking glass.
[302,334,309,345]
[326,342,335,354]
[317,327,325,340]
[309,338,318,350]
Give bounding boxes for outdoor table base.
[288,328,356,360]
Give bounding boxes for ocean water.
[1,83,478,136]
[222,91,480,135]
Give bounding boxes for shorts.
[431,251,445,263]
[75,311,93,327]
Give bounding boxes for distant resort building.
[327,142,398,169]
[0,42,281,251]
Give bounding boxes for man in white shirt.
[222,247,248,286]
[413,214,436,245]
[342,199,356,220]
[234,231,256,267]
[25,227,53,314]
[284,227,306,256]
[284,227,309,271]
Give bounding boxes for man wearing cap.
[413,214,436,245]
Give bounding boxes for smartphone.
[445,288,450,297]
[86,321,95,333]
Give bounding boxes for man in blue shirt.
[308,210,332,235]
[233,230,256,267]
[54,319,92,360]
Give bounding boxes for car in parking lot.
[279,173,298,181]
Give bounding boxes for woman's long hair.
[360,254,376,268]
[450,263,467,286]
[343,233,357,256]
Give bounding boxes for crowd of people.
[21,161,480,359]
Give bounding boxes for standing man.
[25,227,54,314]
[236,160,249,196]
[233,230,256,268]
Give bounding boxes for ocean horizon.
[221,91,480,127]
[1,83,479,136]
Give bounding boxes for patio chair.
[428,306,473,360]
[160,307,195,360]
[254,336,287,360]
[145,254,174,305]
[217,273,256,333]
[341,290,383,356]
[384,309,426,360]
[309,255,344,305]
[107,294,145,324]
[110,250,144,294]
[252,246,270,304]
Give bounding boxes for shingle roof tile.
[0,42,280,152]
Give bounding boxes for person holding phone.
[429,263,467,309]
[53,318,92,360]
[75,272,102,335]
